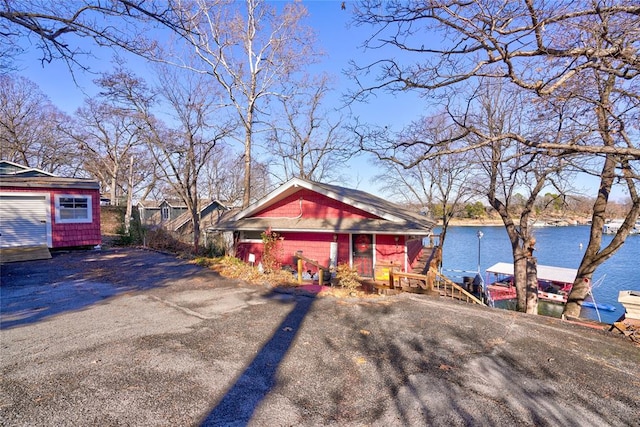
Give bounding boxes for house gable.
[212,177,435,235]
[253,189,380,221]
[0,160,55,177]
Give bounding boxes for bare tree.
[67,98,144,205]
[351,0,640,316]
[0,74,78,175]
[356,78,575,313]
[367,114,477,251]
[97,66,235,251]
[166,0,321,208]
[1,1,181,71]
[266,74,353,183]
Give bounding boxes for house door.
[0,193,51,248]
[352,234,373,278]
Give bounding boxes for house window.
[55,195,92,224]
[161,206,170,221]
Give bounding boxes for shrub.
[336,263,361,293]
[261,228,282,273]
[145,228,191,253]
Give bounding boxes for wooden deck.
[1,245,51,263]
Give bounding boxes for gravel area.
[1,247,639,426]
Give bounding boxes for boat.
[603,219,640,235]
[603,219,624,234]
[581,301,616,312]
[485,262,577,305]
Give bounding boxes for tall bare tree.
[0,74,78,175]
[266,74,353,183]
[67,98,144,205]
[166,0,321,207]
[351,0,640,316]
[97,66,235,251]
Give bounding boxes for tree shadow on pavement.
[199,293,316,427]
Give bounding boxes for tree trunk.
[242,120,252,209]
[513,253,527,312]
[111,176,118,207]
[564,154,615,318]
[192,210,200,254]
[124,156,134,235]
[525,257,538,315]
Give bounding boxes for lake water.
[437,225,640,324]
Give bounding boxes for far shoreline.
[437,217,592,227]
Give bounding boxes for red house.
[0,161,101,250]
[212,178,436,279]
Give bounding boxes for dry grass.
[193,256,298,287]
[192,256,379,298]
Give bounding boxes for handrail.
[389,270,436,290]
[389,268,485,306]
[433,270,486,306]
[293,252,330,284]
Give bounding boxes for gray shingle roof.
[210,177,434,235]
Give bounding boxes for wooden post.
[297,257,303,284]
[427,268,435,291]
[388,269,394,289]
[318,269,323,285]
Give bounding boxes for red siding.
[406,239,424,270]
[0,186,101,248]
[375,234,406,266]
[238,232,346,270]
[50,188,101,248]
[238,232,411,275]
[254,189,380,220]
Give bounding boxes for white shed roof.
[486,262,577,284]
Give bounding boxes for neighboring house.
[210,177,436,278]
[137,199,188,226]
[138,198,230,244]
[163,200,230,235]
[0,160,101,249]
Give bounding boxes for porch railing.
[388,268,486,306]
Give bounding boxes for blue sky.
[12,1,618,202]
[15,1,416,196]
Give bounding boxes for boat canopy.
[485,262,577,285]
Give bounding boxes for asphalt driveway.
[1,248,639,426]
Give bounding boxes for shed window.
[55,195,92,223]
[161,206,170,221]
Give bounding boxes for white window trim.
[54,194,93,224]
[238,231,263,243]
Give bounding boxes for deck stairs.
[412,244,441,275]
[432,269,486,306]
